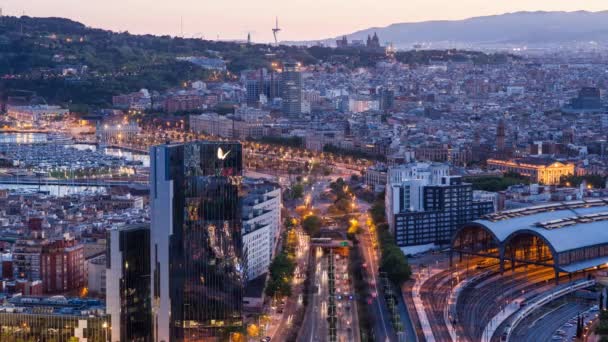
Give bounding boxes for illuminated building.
[0,296,109,341]
[487,158,575,185]
[348,95,379,113]
[386,162,494,254]
[96,121,140,145]
[150,141,244,341]
[6,105,69,124]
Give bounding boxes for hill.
[0,16,514,109]
[310,11,608,48]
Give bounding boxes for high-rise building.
[241,180,281,281]
[386,162,494,254]
[379,87,395,111]
[496,118,506,151]
[281,61,302,117]
[106,224,151,342]
[263,71,281,100]
[150,141,244,341]
[245,78,261,105]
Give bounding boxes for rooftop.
[472,198,608,253]
[0,296,106,317]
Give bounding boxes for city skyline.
[3,1,607,42]
[3,3,608,341]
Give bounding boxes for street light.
[102,321,108,342]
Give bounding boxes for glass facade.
[152,141,244,341]
[107,224,152,342]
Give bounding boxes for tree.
[370,201,386,224]
[347,218,360,238]
[284,216,297,230]
[378,230,412,285]
[291,183,304,199]
[247,324,260,338]
[265,253,294,298]
[230,332,245,342]
[302,215,322,237]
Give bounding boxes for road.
[299,247,328,342]
[268,228,310,341]
[356,200,402,342]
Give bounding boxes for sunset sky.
[4,1,607,42]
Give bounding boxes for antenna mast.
[272,17,281,46]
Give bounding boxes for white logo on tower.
[217,147,231,160]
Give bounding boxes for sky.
[3,1,608,43]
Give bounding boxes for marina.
[0,132,150,195]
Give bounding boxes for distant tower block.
[496,118,506,151]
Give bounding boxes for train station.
[451,198,608,282]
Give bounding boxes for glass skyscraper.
[281,61,302,117]
[106,223,152,342]
[150,141,244,342]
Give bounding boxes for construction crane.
[272,17,281,46]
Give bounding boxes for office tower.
[562,128,574,145]
[385,162,494,254]
[496,118,506,151]
[379,87,395,111]
[151,141,244,341]
[245,78,261,106]
[281,61,302,117]
[263,71,281,100]
[106,224,151,342]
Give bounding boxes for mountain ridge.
[295,11,608,48]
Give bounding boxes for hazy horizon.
[3,1,608,43]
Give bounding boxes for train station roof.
[466,199,608,253]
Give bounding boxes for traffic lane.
[358,226,396,342]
